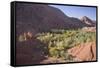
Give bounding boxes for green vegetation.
[36,29,96,61]
[36,30,96,60]
[18,34,27,42]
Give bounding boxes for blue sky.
[50,5,96,20]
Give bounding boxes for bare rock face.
[80,16,96,27]
[68,42,96,61]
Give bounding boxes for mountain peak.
[81,16,90,20]
[80,16,95,26]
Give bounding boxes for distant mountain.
[16,3,89,36]
[80,16,96,27]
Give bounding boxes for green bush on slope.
[36,29,96,61]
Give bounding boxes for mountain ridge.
[80,16,96,27]
[16,3,96,36]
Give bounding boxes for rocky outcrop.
[68,42,96,61]
[80,16,96,27]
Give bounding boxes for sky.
[50,5,96,20]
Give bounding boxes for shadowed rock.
[16,38,49,65]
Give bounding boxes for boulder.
[68,42,96,61]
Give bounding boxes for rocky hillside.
[80,16,96,27]
[16,3,94,36]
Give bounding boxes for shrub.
[36,29,96,61]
